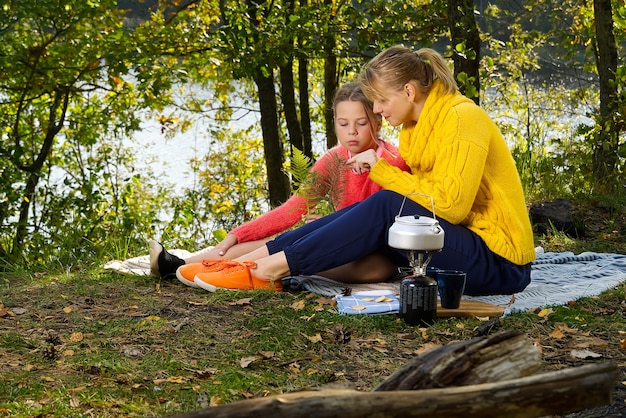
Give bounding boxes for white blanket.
[104,247,626,315]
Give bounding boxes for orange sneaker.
[175,259,237,287]
[194,261,283,292]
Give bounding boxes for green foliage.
[0,0,151,267]
[0,0,624,271]
[480,0,624,200]
[286,147,350,218]
[158,128,269,249]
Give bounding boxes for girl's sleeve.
[230,150,338,243]
[229,193,310,243]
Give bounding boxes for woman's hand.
[346,149,379,175]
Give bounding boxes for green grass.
[1,200,625,416]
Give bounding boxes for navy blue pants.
[266,190,531,296]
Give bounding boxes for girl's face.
[334,100,378,154]
[371,82,424,127]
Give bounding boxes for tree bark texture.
[172,331,618,418]
[173,363,618,418]
[592,0,620,188]
[280,60,305,156]
[254,71,291,206]
[374,330,540,390]
[323,0,338,151]
[298,57,313,159]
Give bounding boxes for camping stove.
[388,195,444,325]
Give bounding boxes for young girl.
[190,46,536,296]
[150,82,409,287]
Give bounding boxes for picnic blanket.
[104,247,626,316]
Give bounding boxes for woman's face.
[334,100,378,154]
[371,82,422,127]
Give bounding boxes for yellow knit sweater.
[370,80,536,265]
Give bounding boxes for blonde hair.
[358,46,458,101]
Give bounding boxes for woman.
[151,82,409,287]
[189,46,536,296]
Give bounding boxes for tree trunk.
[11,87,69,258]
[254,71,290,206]
[280,60,305,156]
[298,57,313,159]
[448,0,481,104]
[323,0,338,150]
[279,0,305,158]
[244,0,290,206]
[592,0,620,191]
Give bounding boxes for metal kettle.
[387,194,444,252]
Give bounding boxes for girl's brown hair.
[333,82,382,130]
[358,46,458,101]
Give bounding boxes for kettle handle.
[397,193,437,221]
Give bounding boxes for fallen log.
[375,330,541,390]
[172,331,619,418]
[173,363,618,418]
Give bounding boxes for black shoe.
[149,240,185,279]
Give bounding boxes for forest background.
[0,0,624,271]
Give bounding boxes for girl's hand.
[214,233,238,256]
[346,149,379,175]
[304,214,322,223]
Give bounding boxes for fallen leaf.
[537,308,553,318]
[574,337,608,348]
[317,297,334,305]
[257,351,275,359]
[555,323,578,334]
[620,339,626,351]
[188,300,208,306]
[549,329,565,339]
[230,298,252,306]
[63,307,72,314]
[291,300,305,311]
[120,345,143,357]
[570,349,602,359]
[70,332,83,342]
[302,333,322,343]
[240,356,258,368]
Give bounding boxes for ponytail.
[358,45,458,100]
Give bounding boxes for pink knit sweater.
[230,140,409,243]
